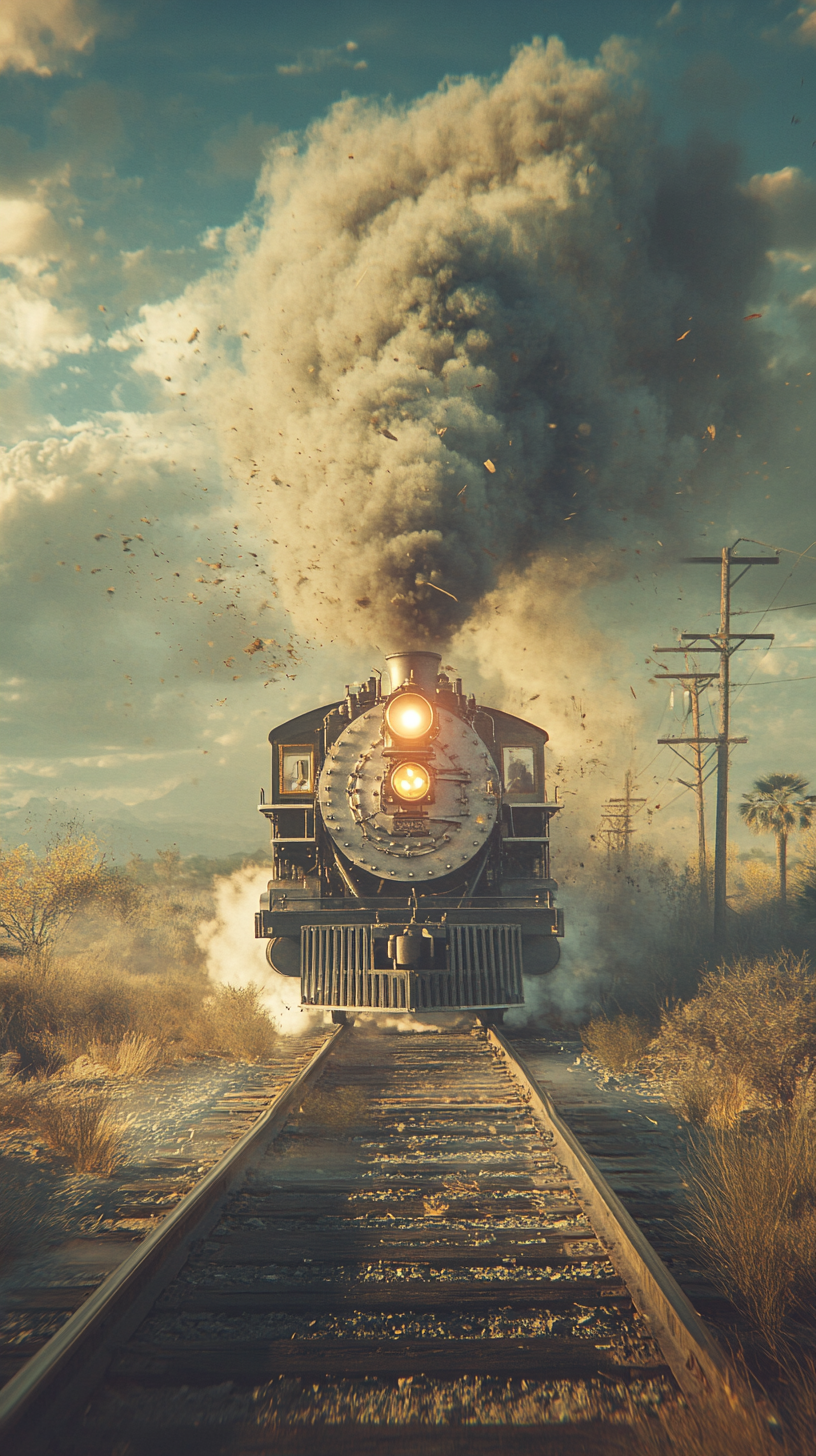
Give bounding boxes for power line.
[734,675,816,687]
[726,600,816,617]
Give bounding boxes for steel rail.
[488,1028,741,1402]
[0,1022,345,1448]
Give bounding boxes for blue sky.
[1,0,816,867]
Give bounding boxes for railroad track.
[0,1022,739,1455]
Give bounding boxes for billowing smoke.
[134,36,773,651]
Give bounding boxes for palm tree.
[739,773,816,920]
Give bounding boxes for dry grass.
[299,1084,366,1128]
[669,1066,753,1129]
[651,952,816,1110]
[423,1194,451,1217]
[0,948,244,1075]
[0,1073,35,1128]
[680,1097,816,1349]
[88,1031,162,1078]
[443,1172,481,1197]
[633,1354,816,1456]
[29,1091,124,1176]
[580,1012,653,1071]
[189,984,277,1063]
[632,1391,782,1456]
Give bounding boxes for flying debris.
[676,330,691,341]
[381,429,398,441]
[484,460,496,473]
[743,313,762,321]
[244,638,264,655]
[416,574,458,601]
[188,327,200,343]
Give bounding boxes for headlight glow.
[390,762,431,802]
[384,692,434,740]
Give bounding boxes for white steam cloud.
[197,867,326,1035]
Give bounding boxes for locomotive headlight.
[385,692,433,740]
[390,761,431,802]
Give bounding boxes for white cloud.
[743,167,816,255]
[277,41,367,77]
[795,4,816,47]
[0,0,101,77]
[0,279,92,371]
[656,2,683,29]
[0,198,56,261]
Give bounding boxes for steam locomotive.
[254,650,563,1022]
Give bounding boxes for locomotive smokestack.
[386,650,442,695]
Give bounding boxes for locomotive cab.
[254,650,563,1016]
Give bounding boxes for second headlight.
[389,761,431,802]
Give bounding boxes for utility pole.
[714,547,732,946]
[653,664,717,914]
[654,545,778,944]
[690,681,709,915]
[599,770,646,863]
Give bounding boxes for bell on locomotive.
[254,649,564,1020]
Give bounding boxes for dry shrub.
[88,1032,162,1078]
[634,1354,816,1456]
[580,1012,653,1071]
[632,1389,782,1456]
[0,1062,35,1127]
[190,984,276,1063]
[0,887,276,1073]
[734,856,778,913]
[681,1098,816,1349]
[29,1091,124,1176]
[669,1066,752,1129]
[0,953,215,1074]
[299,1085,366,1128]
[652,952,816,1108]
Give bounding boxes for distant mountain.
[1,793,266,863]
